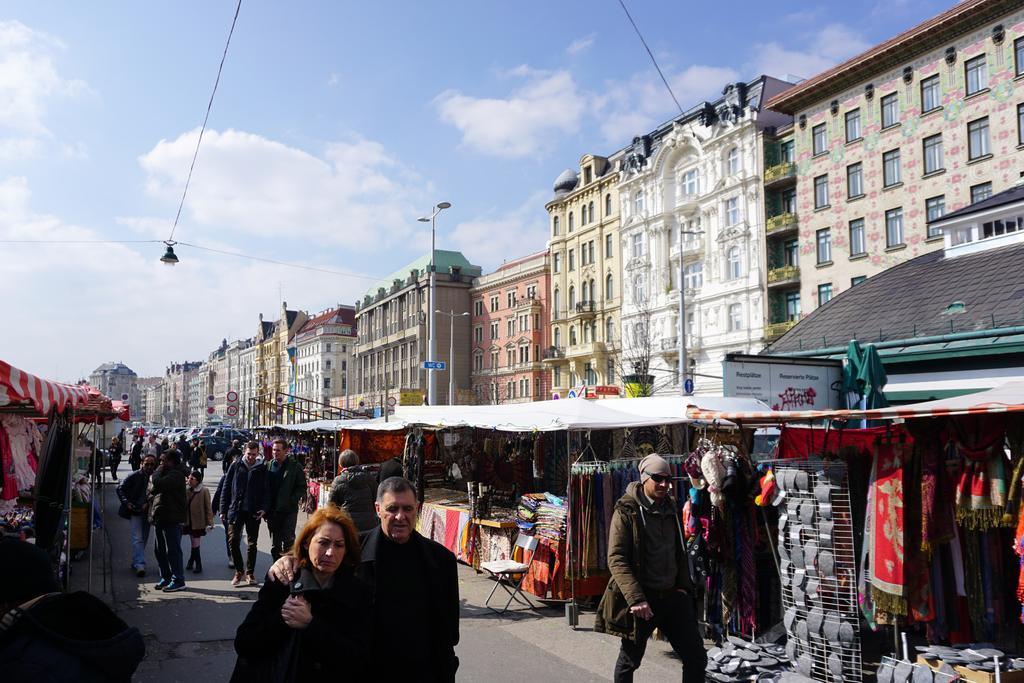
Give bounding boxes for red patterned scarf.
[870,441,907,615]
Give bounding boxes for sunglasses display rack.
[769,459,862,683]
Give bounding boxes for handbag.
[118,500,132,520]
[229,631,301,683]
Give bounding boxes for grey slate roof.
[768,240,1024,354]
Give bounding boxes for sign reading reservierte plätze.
[723,353,843,411]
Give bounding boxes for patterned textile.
[870,440,907,616]
[952,415,1010,531]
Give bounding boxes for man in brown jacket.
[595,454,706,682]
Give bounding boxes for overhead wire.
[166,0,242,244]
[615,0,685,116]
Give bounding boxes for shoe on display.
[154,578,170,591]
[164,581,187,593]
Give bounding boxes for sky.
[1,0,954,380]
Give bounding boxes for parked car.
[200,428,250,461]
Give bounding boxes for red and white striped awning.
[0,360,94,415]
[685,380,1024,424]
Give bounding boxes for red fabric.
[0,427,15,500]
[779,424,913,459]
[444,509,460,552]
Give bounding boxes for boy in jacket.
[116,455,156,576]
[221,441,267,586]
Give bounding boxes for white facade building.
[617,77,793,395]
[238,342,258,427]
[295,306,356,411]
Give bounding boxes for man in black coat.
[269,476,459,682]
[221,441,268,587]
[149,449,188,592]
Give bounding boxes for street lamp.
[436,309,470,405]
[677,226,704,395]
[417,201,451,405]
[160,240,179,265]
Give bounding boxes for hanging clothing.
[869,439,907,616]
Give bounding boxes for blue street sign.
[684,378,694,394]
[422,361,446,370]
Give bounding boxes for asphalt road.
[73,460,687,682]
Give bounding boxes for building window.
[922,134,943,175]
[780,139,795,162]
[725,196,741,225]
[507,291,516,308]
[782,188,796,214]
[971,182,992,203]
[726,247,742,280]
[844,109,861,142]
[325,343,331,352]
[553,327,561,349]
[323,377,331,389]
[921,75,940,113]
[568,211,574,231]
[605,274,614,300]
[684,262,703,290]
[812,123,827,156]
[605,233,613,258]
[882,148,901,187]
[1017,37,1024,76]
[849,218,865,256]
[634,190,644,214]
[846,162,863,198]
[885,207,904,247]
[783,239,798,266]
[631,275,644,304]
[814,174,829,209]
[605,193,612,216]
[851,275,867,287]
[606,317,614,342]
[727,147,740,175]
[816,228,832,264]
[490,322,498,340]
[490,296,499,312]
[785,292,801,321]
[818,283,834,306]
[727,303,743,331]
[606,359,615,384]
[881,93,899,128]
[568,249,575,271]
[968,117,990,160]
[925,196,945,238]
[474,326,482,343]
[1019,103,1024,146]
[631,234,643,258]
[553,253,561,273]
[568,285,576,310]
[474,300,483,316]
[682,168,699,196]
[581,204,588,224]
[965,55,988,96]
[553,289,560,316]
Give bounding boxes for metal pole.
[428,214,437,405]
[678,223,687,394]
[449,309,455,405]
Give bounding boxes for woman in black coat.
[231,505,372,682]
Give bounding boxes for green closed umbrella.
[843,340,888,411]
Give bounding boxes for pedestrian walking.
[594,454,706,683]
[212,473,234,569]
[328,449,377,532]
[265,438,307,561]
[223,439,242,473]
[378,455,403,482]
[230,505,372,681]
[270,477,460,682]
[149,449,188,592]
[177,435,192,465]
[142,434,159,459]
[116,454,156,576]
[128,434,144,471]
[184,470,214,574]
[190,437,207,473]
[157,437,169,455]
[107,436,124,480]
[222,441,268,587]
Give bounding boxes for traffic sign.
[386,396,397,407]
[684,378,694,395]
[226,406,238,416]
[226,390,238,403]
[206,407,215,415]
[120,393,129,401]
[422,361,446,370]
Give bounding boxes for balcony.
[764,162,796,188]
[675,193,699,212]
[767,265,800,286]
[542,346,565,361]
[516,295,541,311]
[565,341,607,358]
[765,320,798,341]
[573,301,596,318]
[766,212,798,235]
[671,240,702,261]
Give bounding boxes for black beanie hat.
[0,537,60,606]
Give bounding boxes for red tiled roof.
[766,0,1012,114]
[298,306,356,335]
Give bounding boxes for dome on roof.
[553,168,578,196]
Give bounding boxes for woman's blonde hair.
[291,504,361,569]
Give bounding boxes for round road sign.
[227,406,238,416]
[121,393,129,401]
[226,390,238,403]
[206,407,215,415]
[386,396,397,407]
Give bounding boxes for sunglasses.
[648,474,672,484]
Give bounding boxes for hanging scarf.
[952,414,1010,530]
[903,447,932,622]
[870,440,906,616]
[858,454,878,629]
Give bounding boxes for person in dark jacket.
[328,449,377,532]
[265,438,307,561]
[0,538,145,682]
[270,477,459,682]
[222,441,268,586]
[108,436,124,480]
[149,449,188,592]
[231,505,371,682]
[116,454,157,576]
[212,472,235,570]
[128,434,144,471]
[378,456,403,482]
[594,455,705,683]
[223,439,242,473]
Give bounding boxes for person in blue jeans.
[149,449,188,592]
[116,454,156,576]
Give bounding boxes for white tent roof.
[272,395,771,433]
[685,380,1024,424]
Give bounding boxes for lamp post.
[417,201,451,405]
[436,309,470,405]
[677,226,704,395]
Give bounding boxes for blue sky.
[1,0,952,380]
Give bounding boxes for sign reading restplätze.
[723,354,842,411]
[399,390,424,406]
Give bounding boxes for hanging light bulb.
[160,241,179,266]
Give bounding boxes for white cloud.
[434,68,585,158]
[327,72,339,87]
[752,23,870,82]
[0,175,375,380]
[135,128,427,250]
[0,20,90,157]
[566,33,596,56]
[446,191,550,271]
[595,64,740,145]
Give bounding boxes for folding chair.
[480,532,539,614]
